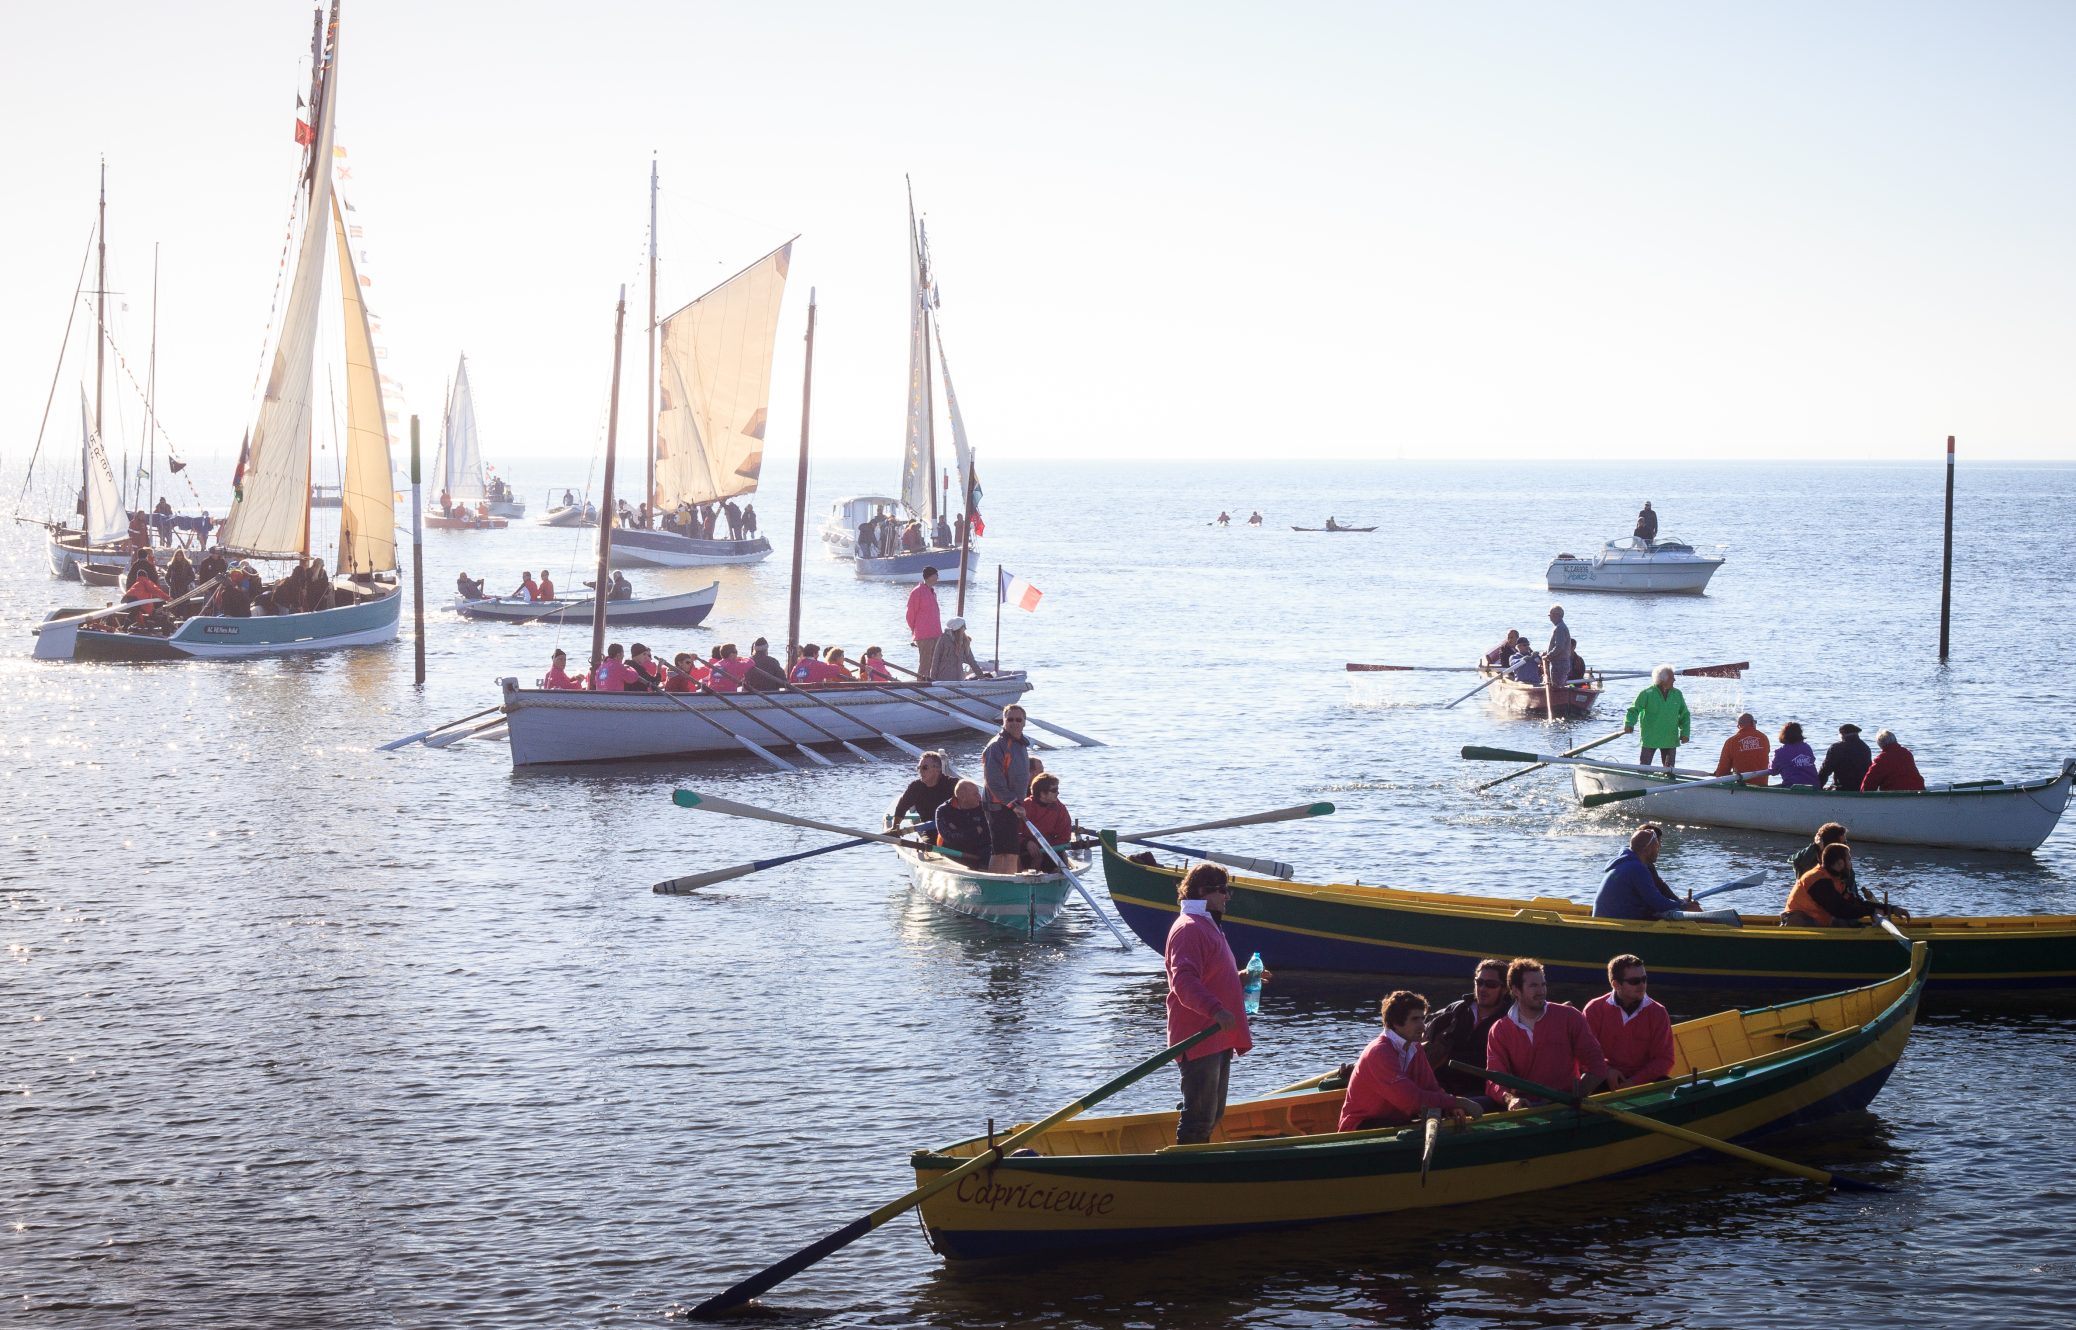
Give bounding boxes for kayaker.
[1623,665,1691,768]
[981,705,1033,874]
[931,780,992,867]
[1422,959,1512,1101]
[1247,510,1262,526]
[892,750,958,826]
[1712,712,1771,786]
[1581,955,1675,1090]
[1337,991,1481,1132]
[1861,730,1926,792]
[1818,723,1873,792]
[542,648,585,691]
[1592,824,1698,920]
[1165,862,1259,1145]
[906,566,943,678]
[1782,844,1886,927]
[1486,958,1610,1109]
[1544,605,1574,688]
[1768,721,1820,787]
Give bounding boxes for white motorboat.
[1546,537,1724,594]
[820,494,903,555]
[1570,759,2076,853]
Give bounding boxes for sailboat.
[422,356,507,529]
[853,181,979,584]
[34,1,401,662]
[607,161,789,568]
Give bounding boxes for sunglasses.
[1620,974,1649,985]
[1476,979,1503,989]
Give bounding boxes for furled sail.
[899,205,935,522]
[332,193,396,574]
[438,356,486,505]
[80,389,125,546]
[653,240,793,508]
[216,25,340,559]
[932,317,975,503]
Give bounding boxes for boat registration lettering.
[955,1173,1117,1219]
[203,625,244,635]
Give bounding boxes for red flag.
[294,118,314,145]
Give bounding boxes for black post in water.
[1939,435,1954,662]
[411,415,425,686]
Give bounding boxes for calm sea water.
[5,457,2074,1329]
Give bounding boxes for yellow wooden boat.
[912,944,1926,1258]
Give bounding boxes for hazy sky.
[5,0,2072,481]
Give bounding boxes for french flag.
[999,568,1043,613]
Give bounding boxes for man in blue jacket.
[1592,825,1696,920]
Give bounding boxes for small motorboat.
[538,492,597,527]
[820,494,904,555]
[1548,536,1724,594]
[423,506,509,531]
[452,580,719,628]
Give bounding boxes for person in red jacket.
[1485,958,1609,1108]
[1580,954,1676,1089]
[1861,730,1926,792]
[1019,772,1073,869]
[1165,863,1262,1144]
[1712,712,1771,787]
[1338,991,1482,1132]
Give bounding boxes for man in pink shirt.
[1338,991,1482,1133]
[543,647,585,691]
[1580,954,1676,1089]
[1165,863,1260,1144]
[592,643,636,693]
[1485,957,1609,1109]
[906,566,943,678]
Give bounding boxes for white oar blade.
[652,863,758,894]
[1123,802,1335,842]
[672,789,906,846]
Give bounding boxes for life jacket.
[1784,867,1838,927]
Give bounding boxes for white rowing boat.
[497,672,1032,766]
[1571,758,2076,853]
[896,843,1082,933]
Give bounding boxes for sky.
[4,0,2073,482]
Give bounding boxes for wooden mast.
[645,157,658,527]
[592,286,629,676]
[90,157,105,518]
[143,242,158,516]
[786,290,817,663]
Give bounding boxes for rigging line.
[13,224,98,513]
[79,291,205,507]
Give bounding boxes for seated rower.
[592,643,636,692]
[893,750,957,825]
[1792,822,1853,884]
[512,571,540,604]
[1591,825,1697,921]
[1567,641,1587,680]
[1580,955,1674,1089]
[1422,958,1512,1103]
[1768,721,1819,787]
[1019,772,1073,870]
[1338,990,1482,1132]
[1782,843,1886,927]
[859,644,894,681]
[1483,629,1522,665]
[744,638,787,692]
[456,570,486,601]
[625,642,665,692]
[543,648,585,690]
[609,570,633,602]
[663,652,702,692]
[1860,729,1925,792]
[706,644,748,692]
[1712,712,1771,786]
[537,569,556,601]
[1507,642,1543,685]
[931,780,993,867]
[932,617,983,681]
[822,646,855,679]
[1485,957,1609,1109]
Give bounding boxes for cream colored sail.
[332,192,396,574]
[653,240,793,509]
[80,389,126,547]
[435,356,486,504]
[899,203,934,522]
[932,315,975,507]
[217,27,340,559]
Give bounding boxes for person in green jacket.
[1624,665,1691,768]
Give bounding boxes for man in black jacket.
[1421,957,1511,1100]
[1818,723,1872,792]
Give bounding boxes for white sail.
[439,356,486,504]
[932,313,975,505]
[654,240,793,508]
[80,388,125,546]
[333,193,396,574]
[217,24,340,559]
[899,202,934,522]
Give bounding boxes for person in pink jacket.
[1165,863,1261,1144]
[906,566,943,677]
[1338,991,1482,1132]
[1485,957,1609,1108]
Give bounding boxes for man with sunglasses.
[1422,958,1512,1102]
[1581,954,1676,1090]
[1165,862,1262,1145]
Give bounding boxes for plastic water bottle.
[1243,952,1264,1016]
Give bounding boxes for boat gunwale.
[1573,759,2075,802]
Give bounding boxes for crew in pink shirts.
[1580,954,1677,1089]
[1338,991,1482,1133]
[1165,862,1259,1144]
[706,645,749,692]
[1485,957,1609,1108]
[906,566,943,677]
[543,647,585,691]
[592,643,637,693]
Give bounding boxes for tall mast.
[90,157,106,517]
[787,290,817,663]
[645,156,658,521]
[918,219,937,525]
[593,286,629,673]
[144,242,158,514]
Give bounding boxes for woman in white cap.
[931,615,982,681]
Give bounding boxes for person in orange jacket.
[1713,712,1771,786]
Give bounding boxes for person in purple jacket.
[1768,721,1820,787]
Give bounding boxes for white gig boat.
[498,672,1033,767]
[895,842,1083,933]
[1571,759,2076,854]
[1547,537,1724,594]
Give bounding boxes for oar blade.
[1461,745,1543,763]
[1581,787,1653,808]
[652,864,756,894]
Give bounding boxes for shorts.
[985,805,1023,858]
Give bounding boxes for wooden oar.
[672,789,928,847]
[741,667,920,761]
[1877,915,1914,951]
[425,717,508,749]
[1475,727,1628,791]
[687,1026,1220,1319]
[41,572,225,631]
[652,689,797,771]
[1023,815,1134,951]
[1419,1114,1442,1187]
[1460,746,1711,778]
[379,704,503,752]
[1112,802,1336,843]
[689,659,876,766]
[1691,870,1770,902]
[1457,1062,1886,1193]
[1443,675,1500,709]
[839,676,1031,745]
[771,694,885,764]
[1346,663,1488,673]
[1595,661,1751,682]
[1102,833,1294,880]
[880,659,1103,747]
[652,834,887,895]
[677,681,828,769]
[1581,772,1756,808]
